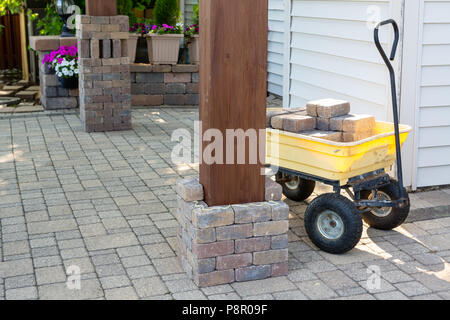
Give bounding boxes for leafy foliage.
[192,4,199,26]
[0,0,37,34]
[37,3,63,36]
[153,0,179,27]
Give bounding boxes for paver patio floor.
[0,107,450,300]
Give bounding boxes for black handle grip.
[374,19,399,64]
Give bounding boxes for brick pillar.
[75,15,131,132]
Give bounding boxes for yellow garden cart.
[267,20,411,254]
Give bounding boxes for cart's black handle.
[373,19,407,203]
[374,19,399,64]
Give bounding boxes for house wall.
[285,0,402,122]
[184,0,197,26]
[268,0,285,96]
[403,0,450,188]
[181,0,284,96]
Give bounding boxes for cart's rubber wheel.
[276,173,316,202]
[360,179,410,230]
[304,193,362,254]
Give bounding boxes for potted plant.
[185,3,199,64]
[185,24,199,64]
[129,22,148,63]
[42,45,79,89]
[145,0,182,65]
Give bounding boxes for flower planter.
[146,33,183,65]
[128,33,140,63]
[59,76,78,89]
[188,34,199,64]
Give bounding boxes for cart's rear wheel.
[276,173,315,202]
[305,193,362,254]
[360,179,410,230]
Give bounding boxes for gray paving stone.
[34,255,62,268]
[126,265,158,279]
[395,281,433,297]
[232,277,296,296]
[91,254,120,266]
[5,274,36,289]
[0,259,34,278]
[95,264,126,278]
[165,278,198,293]
[152,257,184,275]
[84,233,139,251]
[316,270,357,290]
[172,290,207,300]
[296,280,338,300]
[132,277,169,298]
[36,266,67,285]
[273,290,308,300]
[201,284,234,296]
[5,286,38,300]
[38,279,103,300]
[100,275,131,290]
[374,290,409,300]
[208,292,241,300]
[121,255,151,268]
[105,286,138,300]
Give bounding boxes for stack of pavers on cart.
[267,98,376,143]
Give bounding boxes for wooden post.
[85,0,117,16]
[199,0,268,206]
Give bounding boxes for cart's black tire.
[360,179,410,230]
[276,173,316,202]
[304,193,362,254]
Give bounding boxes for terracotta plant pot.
[128,33,140,63]
[146,33,183,65]
[58,76,78,89]
[188,34,199,64]
[145,9,153,19]
[133,8,144,18]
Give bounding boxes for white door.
[400,0,450,189]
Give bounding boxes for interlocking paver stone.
[0,107,449,300]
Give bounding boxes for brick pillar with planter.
[176,178,289,287]
[175,0,287,287]
[29,36,79,110]
[76,15,131,132]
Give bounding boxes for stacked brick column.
[176,178,289,287]
[29,36,79,110]
[76,15,131,132]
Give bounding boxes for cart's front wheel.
[276,173,315,202]
[360,179,410,230]
[305,193,362,254]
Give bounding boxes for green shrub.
[192,4,199,26]
[37,3,63,36]
[153,0,179,26]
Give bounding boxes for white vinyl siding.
[184,0,198,26]
[415,0,450,187]
[287,0,398,121]
[268,0,285,96]
[182,0,284,96]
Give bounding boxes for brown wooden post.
[199,0,268,206]
[85,0,117,16]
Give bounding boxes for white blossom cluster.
[52,58,79,79]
